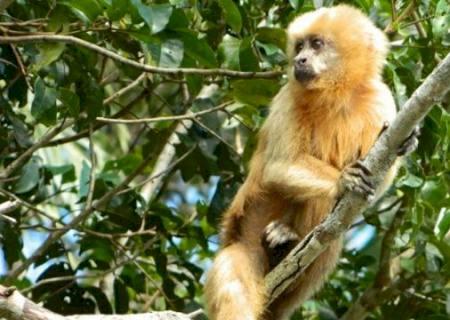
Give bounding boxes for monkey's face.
[291,35,339,86]
[287,5,389,90]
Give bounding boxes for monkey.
[204,5,419,320]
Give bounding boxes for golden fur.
[205,5,397,320]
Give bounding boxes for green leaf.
[104,154,141,175]
[396,173,423,188]
[31,78,57,126]
[166,8,189,30]
[131,0,173,34]
[239,37,260,71]
[114,279,129,314]
[432,0,450,38]
[179,32,218,68]
[79,161,91,198]
[233,79,280,106]
[1,224,22,268]
[107,0,129,20]
[48,5,73,32]
[435,209,450,240]
[420,179,448,207]
[256,27,287,50]
[218,0,242,33]
[219,35,240,70]
[159,39,184,68]
[33,43,66,72]
[399,257,415,273]
[46,164,76,184]
[79,78,105,119]
[14,158,40,194]
[58,88,80,117]
[207,179,240,228]
[85,287,113,314]
[61,0,102,22]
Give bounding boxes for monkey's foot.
[340,160,375,200]
[397,126,420,156]
[261,220,300,270]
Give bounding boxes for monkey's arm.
[263,155,341,201]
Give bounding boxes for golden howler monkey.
[205,5,419,320]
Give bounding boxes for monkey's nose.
[296,57,307,65]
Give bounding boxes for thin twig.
[0,188,60,222]
[85,124,96,209]
[95,101,232,124]
[45,90,147,148]
[118,145,196,195]
[192,118,240,155]
[0,120,74,179]
[384,1,416,34]
[21,237,158,294]
[0,34,284,78]
[0,200,18,223]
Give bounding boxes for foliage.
[0,0,448,319]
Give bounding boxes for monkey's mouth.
[294,67,316,83]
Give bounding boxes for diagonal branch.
[0,34,283,79]
[265,52,450,302]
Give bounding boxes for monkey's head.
[287,5,388,90]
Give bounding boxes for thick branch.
[265,52,450,302]
[0,35,283,78]
[0,286,192,320]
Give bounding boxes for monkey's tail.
[204,242,267,320]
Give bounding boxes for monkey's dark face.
[291,35,339,86]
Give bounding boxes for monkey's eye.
[295,40,304,53]
[311,38,324,50]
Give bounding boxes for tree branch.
[0,285,193,320]
[265,52,450,302]
[0,34,283,78]
[0,200,19,223]
[95,101,232,124]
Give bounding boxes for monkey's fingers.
[397,126,420,156]
[341,168,375,200]
[345,167,374,188]
[351,160,372,176]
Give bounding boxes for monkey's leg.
[204,242,267,320]
[266,240,342,320]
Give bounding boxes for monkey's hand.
[261,220,300,270]
[397,126,420,156]
[338,160,375,200]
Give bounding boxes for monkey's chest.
[309,122,363,168]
